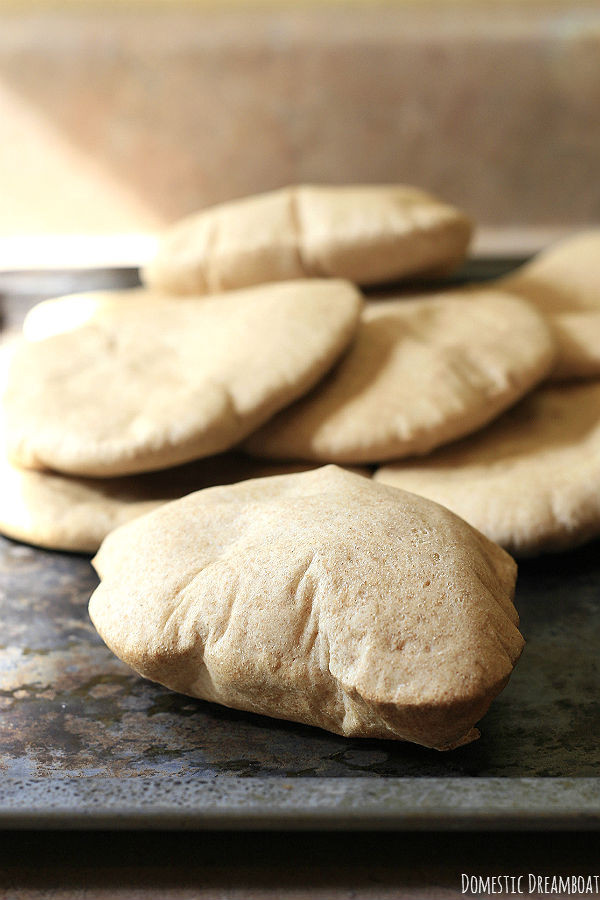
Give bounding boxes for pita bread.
[89,466,523,750]
[375,381,600,557]
[3,280,362,477]
[500,231,600,381]
[244,289,555,464]
[0,447,358,553]
[142,184,473,294]
[22,287,146,342]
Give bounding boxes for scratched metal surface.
[0,264,599,828]
[1,533,599,782]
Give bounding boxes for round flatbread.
[89,466,523,750]
[244,289,555,464]
[375,381,600,557]
[500,231,600,381]
[3,280,362,477]
[22,287,147,342]
[142,184,473,295]
[0,446,356,553]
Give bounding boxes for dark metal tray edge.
[1,777,599,831]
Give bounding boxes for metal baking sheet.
[0,264,599,830]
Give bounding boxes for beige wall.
[0,1,598,249]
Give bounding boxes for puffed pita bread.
[3,280,362,477]
[21,287,146,342]
[0,445,365,553]
[89,466,523,750]
[375,381,600,557]
[500,231,600,381]
[244,289,555,464]
[142,184,473,295]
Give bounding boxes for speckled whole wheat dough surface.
[2,281,362,477]
[499,231,600,381]
[0,444,368,553]
[244,289,555,464]
[142,184,473,295]
[89,466,523,750]
[375,381,600,557]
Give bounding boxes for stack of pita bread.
[3,183,597,748]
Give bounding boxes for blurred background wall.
[0,0,599,263]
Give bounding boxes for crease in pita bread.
[142,184,473,294]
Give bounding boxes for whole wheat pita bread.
[142,184,472,295]
[21,287,146,342]
[0,446,360,553]
[3,280,362,477]
[89,466,523,750]
[500,231,600,381]
[244,289,555,464]
[375,381,600,557]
